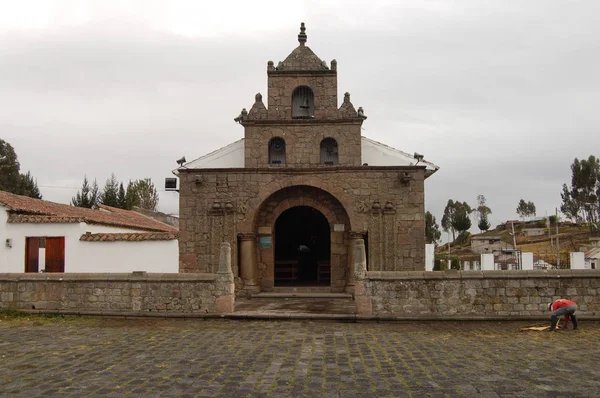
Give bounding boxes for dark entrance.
[274,206,330,286]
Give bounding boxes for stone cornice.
[267,70,337,77]
[241,118,363,127]
[178,166,427,174]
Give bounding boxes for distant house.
[584,248,600,270]
[471,236,513,254]
[0,191,178,273]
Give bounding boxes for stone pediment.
[277,45,329,71]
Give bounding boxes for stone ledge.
[0,273,218,282]
[10,309,600,322]
[365,270,600,281]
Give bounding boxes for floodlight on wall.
[5,238,12,248]
[413,152,424,166]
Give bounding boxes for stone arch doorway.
[252,185,351,292]
[274,206,330,286]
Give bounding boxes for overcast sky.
[1,0,599,239]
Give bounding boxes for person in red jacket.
[548,299,578,331]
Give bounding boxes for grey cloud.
[0,3,598,233]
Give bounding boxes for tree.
[0,138,42,199]
[441,200,457,241]
[516,199,528,220]
[560,184,580,222]
[99,173,120,207]
[0,138,20,192]
[19,171,42,199]
[442,200,472,241]
[117,183,127,209]
[132,178,159,211]
[475,194,492,231]
[478,212,491,232]
[452,202,472,234]
[72,176,99,208]
[527,201,536,217]
[425,211,442,244]
[560,155,600,224]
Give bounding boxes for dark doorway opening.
[274,206,330,286]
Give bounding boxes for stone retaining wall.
[357,270,600,318]
[0,273,233,315]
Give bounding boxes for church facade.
[176,24,438,296]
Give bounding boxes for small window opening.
[320,138,338,165]
[269,137,286,165]
[292,86,315,119]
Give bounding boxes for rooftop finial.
[298,22,307,46]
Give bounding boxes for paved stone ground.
[1,317,599,397]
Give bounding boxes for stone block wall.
[243,122,362,168]
[267,73,338,119]
[0,273,233,315]
[359,270,600,318]
[178,167,426,283]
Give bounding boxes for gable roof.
[175,137,439,178]
[0,190,177,232]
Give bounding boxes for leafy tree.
[117,183,127,209]
[560,155,599,224]
[132,178,159,211]
[18,171,42,199]
[478,212,491,231]
[475,194,492,230]
[516,199,528,220]
[442,200,472,240]
[0,138,42,199]
[527,201,536,217]
[560,184,581,222]
[125,180,139,210]
[425,211,442,244]
[99,173,120,207]
[0,138,20,192]
[441,199,457,241]
[451,258,460,270]
[452,202,472,234]
[72,176,99,208]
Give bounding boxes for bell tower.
[236,23,367,168]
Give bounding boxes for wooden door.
[45,237,65,273]
[25,237,40,273]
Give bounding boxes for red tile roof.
[80,232,178,242]
[0,190,177,232]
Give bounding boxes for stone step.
[251,292,353,299]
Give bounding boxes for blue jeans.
[551,304,577,330]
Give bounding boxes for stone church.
[175,23,438,296]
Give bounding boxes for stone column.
[353,238,372,316]
[215,242,235,313]
[347,231,364,290]
[239,233,258,287]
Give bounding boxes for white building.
[0,191,178,273]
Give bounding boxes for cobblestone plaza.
[1,317,599,397]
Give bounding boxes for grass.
[0,309,67,324]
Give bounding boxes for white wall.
[425,244,435,271]
[0,205,9,269]
[78,240,178,273]
[481,253,495,271]
[521,252,534,270]
[570,252,585,270]
[1,214,177,273]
